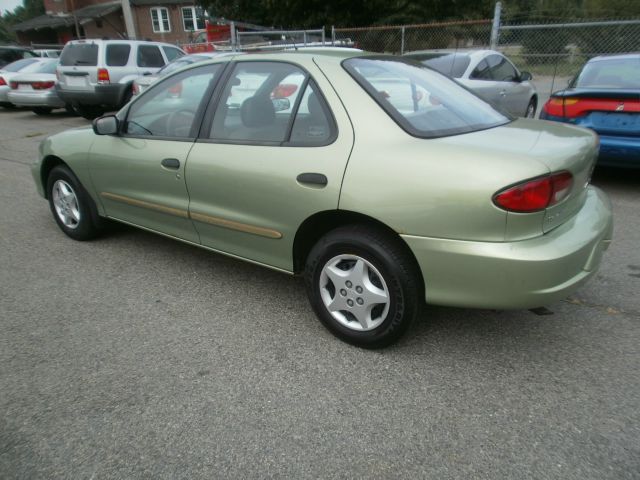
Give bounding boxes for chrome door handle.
[161,158,180,169]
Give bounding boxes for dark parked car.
[0,46,38,69]
[540,54,640,168]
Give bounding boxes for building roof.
[130,0,195,5]
[12,1,121,32]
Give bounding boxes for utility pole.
[121,0,136,39]
[490,1,502,49]
[69,0,81,38]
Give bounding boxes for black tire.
[1,102,16,109]
[32,107,52,115]
[525,98,537,118]
[64,104,76,115]
[305,225,422,348]
[46,165,103,241]
[75,105,105,120]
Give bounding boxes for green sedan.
[32,51,613,348]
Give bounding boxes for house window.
[182,7,205,31]
[150,7,171,33]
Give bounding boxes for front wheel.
[47,165,102,241]
[305,225,422,348]
[525,98,537,118]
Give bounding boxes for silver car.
[56,39,185,119]
[404,49,538,118]
[0,57,42,108]
[7,58,66,115]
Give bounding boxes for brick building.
[12,0,207,46]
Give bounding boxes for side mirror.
[93,115,119,135]
[272,97,291,112]
[519,71,532,81]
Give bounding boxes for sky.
[1,0,24,15]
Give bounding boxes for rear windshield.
[2,58,39,72]
[407,53,471,78]
[343,56,509,138]
[31,60,58,74]
[574,58,640,89]
[60,43,99,66]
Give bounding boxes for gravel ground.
[1,108,639,479]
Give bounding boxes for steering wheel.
[166,109,196,136]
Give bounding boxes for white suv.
[56,39,185,119]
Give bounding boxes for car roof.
[588,53,640,62]
[65,39,179,48]
[404,49,497,57]
[196,49,367,64]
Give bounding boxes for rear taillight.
[543,96,640,118]
[97,68,110,84]
[493,171,574,213]
[271,84,298,98]
[132,83,139,95]
[10,81,18,89]
[31,81,55,90]
[0,76,6,86]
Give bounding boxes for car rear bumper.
[0,85,10,103]
[56,83,129,107]
[7,90,65,108]
[402,186,613,309]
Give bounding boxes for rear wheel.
[74,105,105,120]
[64,104,76,115]
[525,98,537,118]
[305,225,422,348]
[32,107,53,115]
[47,165,103,241]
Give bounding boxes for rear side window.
[343,56,509,138]
[289,82,335,146]
[137,45,165,68]
[60,43,99,66]
[106,44,131,66]
[410,54,471,78]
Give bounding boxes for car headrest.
[308,92,322,116]
[241,96,275,128]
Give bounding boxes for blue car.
[540,54,640,168]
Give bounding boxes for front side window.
[344,57,509,138]
[209,62,306,143]
[125,64,222,138]
[137,45,165,68]
[182,7,206,31]
[150,7,171,33]
[163,46,184,62]
[487,54,518,82]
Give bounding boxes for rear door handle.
[161,158,180,169]
[297,173,328,187]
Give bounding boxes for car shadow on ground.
[592,165,640,192]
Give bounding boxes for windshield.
[406,53,471,78]
[343,57,509,138]
[2,58,39,72]
[60,43,99,66]
[574,57,640,89]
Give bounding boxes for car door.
[462,57,504,111]
[89,63,224,242]
[484,54,530,116]
[185,60,354,271]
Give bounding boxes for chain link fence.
[333,20,492,55]
[332,17,639,105]
[496,19,640,97]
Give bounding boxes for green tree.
[1,0,45,42]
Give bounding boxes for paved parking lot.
[1,108,639,479]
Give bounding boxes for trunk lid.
[57,41,100,91]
